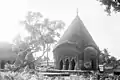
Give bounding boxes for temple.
[53,14,100,70]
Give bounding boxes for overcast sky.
[0,0,120,59]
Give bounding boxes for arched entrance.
[65,59,69,70]
[59,60,63,70]
[71,59,76,70]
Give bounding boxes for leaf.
[4,75,11,80]
[103,48,109,55]
[97,0,120,15]
[36,12,43,17]
[55,22,64,30]
[56,32,60,38]
[43,18,49,26]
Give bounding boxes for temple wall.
[53,43,99,70]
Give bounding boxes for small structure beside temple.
[53,14,100,70]
[0,42,17,69]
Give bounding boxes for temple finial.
[77,8,78,16]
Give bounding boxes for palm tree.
[103,48,110,64]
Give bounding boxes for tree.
[102,48,110,63]
[99,48,111,64]
[12,11,65,68]
[97,0,120,15]
[109,56,117,62]
[12,34,29,54]
[43,56,50,61]
[99,48,118,68]
[20,11,65,59]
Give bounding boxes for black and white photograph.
[0,0,120,80]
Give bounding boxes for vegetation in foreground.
[0,69,97,80]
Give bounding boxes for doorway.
[71,59,76,70]
[65,59,69,70]
[59,60,63,70]
[1,60,6,69]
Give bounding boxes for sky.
[0,0,120,59]
[0,0,28,43]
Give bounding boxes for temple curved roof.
[54,15,98,50]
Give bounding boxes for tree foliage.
[12,11,65,58]
[11,11,65,71]
[12,34,29,54]
[97,0,120,15]
[99,48,117,66]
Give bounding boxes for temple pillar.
[63,60,66,70]
[71,58,76,70]
[75,61,79,70]
[69,61,72,70]
[78,60,83,70]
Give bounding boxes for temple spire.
[77,8,79,16]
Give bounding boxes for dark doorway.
[91,59,97,70]
[65,59,69,70]
[1,60,6,69]
[59,60,63,70]
[71,59,75,70]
